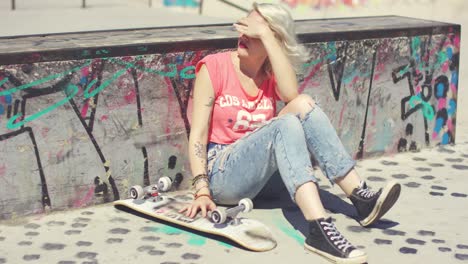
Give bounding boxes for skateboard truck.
[210,198,254,226]
[129,176,173,201]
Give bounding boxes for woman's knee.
[279,94,316,119]
[275,114,302,131]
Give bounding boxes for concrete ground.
[0,133,468,264]
[1,0,468,263]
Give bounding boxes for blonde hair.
[252,2,310,74]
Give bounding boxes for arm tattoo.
[194,142,206,159]
[205,97,215,107]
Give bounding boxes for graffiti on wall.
[0,31,459,219]
[297,33,458,157]
[0,51,214,219]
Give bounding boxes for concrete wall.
[0,17,460,219]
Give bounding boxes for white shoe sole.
[304,243,368,264]
[360,180,401,227]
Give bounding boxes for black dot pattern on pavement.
[148,250,165,256]
[381,160,398,166]
[108,228,130,234]
[25,223,40,229]
[404,182,421,188]
[446,158,464,163]
[437,147,455,154]
[416,167,432,172]
[25,232,39,236]
[455,254,468,260]
[399,247,417,254]
[453,164,468,170]
[182,253,201,260]
[74,217,91,223]
[438,247,452,252]
[64,230,81,235]
[406,238,426,245]
[76,241,93,247]
[137,245,155,252]
[347,226,371,233]
[2,140,467,264]
[392,174,409,179]
[23,254,40,261]
[431,185,447,191]
[142,236,161,242]
[383,229,406,236]
[72,223,88,228]
[106,238,123,244]
[418,230,435,236]
[164,243,183,248]
[81,211,94,215]
[374,239,392,245]
[110,217,129,223]
[457,244,468,249]
[452,193,468,198]
[76,252,98,259]
[421,175,435,180]
[47,221,66,226]
[140,226,157,232]
[19,241,33,246]
[42,243,66,250]
[367,176,386,182]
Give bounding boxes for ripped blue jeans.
[207,106,356,205]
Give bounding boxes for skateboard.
[114,177,277,252]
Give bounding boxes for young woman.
[180,3,401,263]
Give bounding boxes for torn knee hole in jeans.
[298,103,317,120]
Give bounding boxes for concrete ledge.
[0,16,461,219]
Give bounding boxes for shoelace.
[356,187,378,199]
[321,221,354,252]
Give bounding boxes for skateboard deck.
[114,189,277,252]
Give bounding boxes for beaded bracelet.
[191,173,209,186]
[193,177,209,188]
[194,193,212,200]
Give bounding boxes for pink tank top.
[195,51,278,144]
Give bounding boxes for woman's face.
[236,11,268,60]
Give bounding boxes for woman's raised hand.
[234,15,274,40]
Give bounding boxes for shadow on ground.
[254,172,399,237]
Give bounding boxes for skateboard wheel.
[211,208,227,224]
[239,198,253,213]
[129,185,144,200]
[158,176,172,192]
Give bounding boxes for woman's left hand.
[233,16,274,40]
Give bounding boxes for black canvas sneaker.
[305,217,367,264]
[349,180,401,227]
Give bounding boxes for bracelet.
[193,177,209,188]
[195,185,209,195]
[195,193,212,200]
[191,173,209,186]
